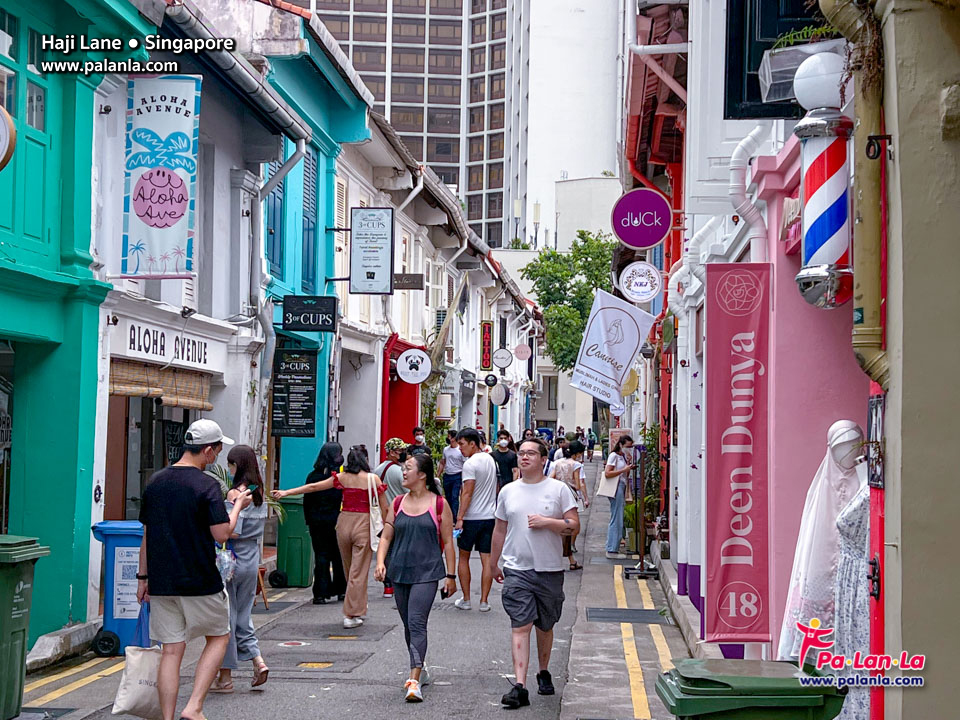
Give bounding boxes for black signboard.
[484,373,498,387]
[163,420,187,465]
[282,296,338,333]
[394,273,425,290]
[271,349,318,437]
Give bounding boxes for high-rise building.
[308,1,617,250]
[311,0,519,247]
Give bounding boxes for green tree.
[520,230,617,371]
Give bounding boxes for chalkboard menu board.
[163,420,187,465]
[271,349,318,437]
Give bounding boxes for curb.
[26,554,279,674]
[655,553,723,660]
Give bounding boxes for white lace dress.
[833,482,870,720]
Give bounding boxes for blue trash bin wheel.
[93,629,122,657]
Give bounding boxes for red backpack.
[393,494,446,550]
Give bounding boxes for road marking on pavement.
[649,624,675,671]
[636,579,654,610]
[614,565,651,719]
[297,662,334,669]
[29,659,125,706]
[327,635,359,640]
[270,591,288,601]
[24,657,113,694]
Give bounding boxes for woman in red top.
[275,445,388,627]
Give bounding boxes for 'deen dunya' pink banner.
[705,263,771,643]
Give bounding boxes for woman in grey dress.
[212,445,269,692]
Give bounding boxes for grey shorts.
[501,568,565,631]
[150,590,230,644]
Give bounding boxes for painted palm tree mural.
[126,128,195,229]
[129,241,146,275]
[172,246,186,273]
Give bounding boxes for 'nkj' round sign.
[611,188,672,250]
[618,261,662,304]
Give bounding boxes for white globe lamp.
[793,52,846,111]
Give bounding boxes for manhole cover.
[586,607,666,624]
[297,662,333,669]
[264,649,372,672]
[263,622,392,641]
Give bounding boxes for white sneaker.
[343,616,363,628]
[454,597,472,611]
[404,679,423,702]
[420,665,432,686]
[479,601,491,613]
[606,551,620,559]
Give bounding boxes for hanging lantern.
[793,52,854,309]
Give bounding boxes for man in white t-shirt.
[454,427,498,612]
[490,437,579,709]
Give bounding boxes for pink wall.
[754,137,870,650]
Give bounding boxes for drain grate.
[264,649,371,671]
[262,622,392,641]
[586,607,666,624]
[18,710,75,720]
[252,601,295,614]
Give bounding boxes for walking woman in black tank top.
[375,453,457,703]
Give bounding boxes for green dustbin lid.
[278,496,304,505]
[670,659,838,697]
[0,535,52,564]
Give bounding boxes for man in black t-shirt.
[407,425,432,458]
[137,419,251,720]
[492,429,519,491]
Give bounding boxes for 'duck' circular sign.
[611,188,672,250]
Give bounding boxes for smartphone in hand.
[440,587,451,600]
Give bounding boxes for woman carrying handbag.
[274,444,388,628]
[597,435,636,558]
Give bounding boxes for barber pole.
[793,111,854,308]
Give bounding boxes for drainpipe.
[667,263,688,316]
[729,126,769,262]
[686,216,724,283]
[397,166,425,212]
[819,0,889,389]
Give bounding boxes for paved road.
[21,458,689,720]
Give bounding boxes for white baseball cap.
[184,419,234,447]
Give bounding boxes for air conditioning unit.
[181,277,197,313]
[435,308,447,333]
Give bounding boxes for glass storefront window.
[0,11,17,62]
[26,80,43,130]
[0,67,15,116]
[27,28,42,75]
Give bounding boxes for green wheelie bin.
[268,496,314,588]
[656,658,847,720]
[0,535,50,720]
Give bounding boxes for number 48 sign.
[717,582,762,630]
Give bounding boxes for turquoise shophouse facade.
[0,0,156,644]
[262,17,371,486]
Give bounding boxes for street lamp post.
[533,201,541,248]
[513,198,522,246]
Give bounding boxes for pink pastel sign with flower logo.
[705,263,771,643]
[611,188,673,250]
[120,75,202,278]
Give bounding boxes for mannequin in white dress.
[778,420,865,662]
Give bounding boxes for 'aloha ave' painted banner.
[120,75,202,278]
[705,263,771,643]
[570,290,654,404]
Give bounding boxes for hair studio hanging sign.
[705,264,771,643]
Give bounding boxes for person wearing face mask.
[407,426,432,459]
[492,429,519,492]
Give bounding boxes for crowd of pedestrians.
[136,417,603,715]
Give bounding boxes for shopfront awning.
[109,360,213,411]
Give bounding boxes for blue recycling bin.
[91,521,145,656]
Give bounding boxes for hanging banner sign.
[618,261,663,304]
[570,290,655,404]
[120,75,202,279]
[272,349,318,438]
[705,263,771,643]
[350,207,395,295]
[397,348,431,384]
[480,321,494,371]
[611,188,673,250]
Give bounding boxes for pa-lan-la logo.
[797,618,925,672]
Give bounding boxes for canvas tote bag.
[112,603,162,720]
[367,472,384,551]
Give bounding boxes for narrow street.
[19,463,688,720]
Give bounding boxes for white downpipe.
[397,166,425,212]
[729,126,769,262]
[686,216,724,282]
[667,264,688,316]
[628,42,688,55]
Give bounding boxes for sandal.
[210,677,234,693]
[251,657,270,688]
[568,562,583,571]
